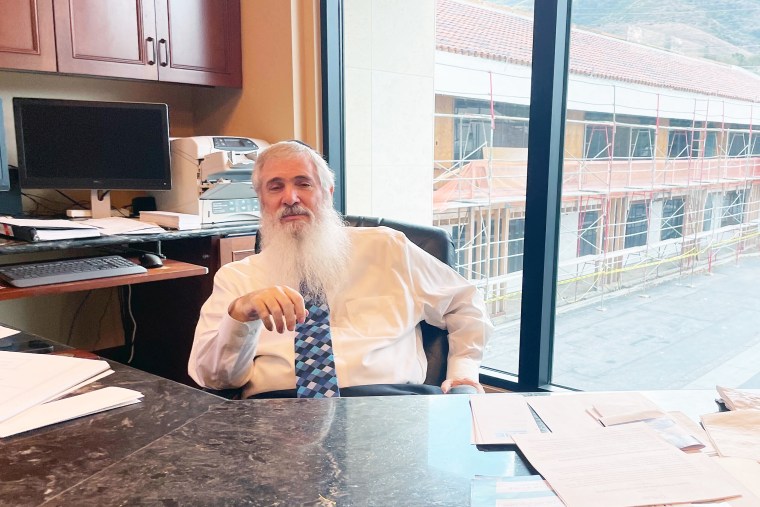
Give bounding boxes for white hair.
[252,141,335,196]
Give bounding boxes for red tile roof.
[436,0,760,102]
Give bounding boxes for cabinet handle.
[146,37,156,65]
[158,39,169,67]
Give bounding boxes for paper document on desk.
[82,217,165,235]
[0,386,143,437]
[526,392,661,433]
[701,410,760,461]
[0,325,20,339]
[471,475,564,506]
[469,393,542,444]
[716,385,760,411]
[512,423,744,507]
[0,351,112,424]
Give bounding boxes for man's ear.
[329,186,334,198]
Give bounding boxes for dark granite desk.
[0,354,532,507]
[0,350,733,507]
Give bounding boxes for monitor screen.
[13,98,171,191]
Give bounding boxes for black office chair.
[207,215,457,398]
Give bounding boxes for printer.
[152,136,269,224]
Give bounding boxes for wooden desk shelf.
[0,258,208,301]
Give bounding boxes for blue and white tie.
[294,292,340,398]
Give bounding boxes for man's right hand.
[227,286,306,333]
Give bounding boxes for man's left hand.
[441,377,485,394]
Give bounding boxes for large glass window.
[339,0,760,392]
[554,1,760,391]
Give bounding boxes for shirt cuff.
[219,312,260,345]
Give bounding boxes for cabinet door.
[154,0,241,87]
[218,235,256,268]
[53,0,158,80]
[0,0,56,72]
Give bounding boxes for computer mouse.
[138,252,164,269]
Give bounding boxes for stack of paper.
[81,217,165,235]
[139,211,201,230]
[0,351,142,438]
[512,424,745,506]
[0,216,100,241]
[716,385,760,411]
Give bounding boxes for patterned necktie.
[294,290,340,398]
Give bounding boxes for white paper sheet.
[701,410,760,461]
[0,386,143,437]
[0,325,20,339]
[0,351,111,423]
[512,424,744,507]
[469,393,542,444]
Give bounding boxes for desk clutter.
[469,390,760,506]
[0,328,142,438]
[0,216,165,242]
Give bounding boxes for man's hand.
[441,377,485,394]
[228,286,306,333]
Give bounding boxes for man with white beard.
[189,141,492,398]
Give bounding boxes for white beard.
[259,200,350,301]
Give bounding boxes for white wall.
[343,0,435,224]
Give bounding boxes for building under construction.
[432,0,760,323]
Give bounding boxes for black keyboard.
[0,255,147,288]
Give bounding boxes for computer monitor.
[13,98,171,218]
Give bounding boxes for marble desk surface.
[0,353,731,507]
[0,362,531,507]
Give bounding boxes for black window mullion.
[320,0,345,213]
[514,0,572,391]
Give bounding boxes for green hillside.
[491,0,760,73]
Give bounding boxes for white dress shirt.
[189,226,492,398]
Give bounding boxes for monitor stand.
[66,190,112,219]
[90,190,111,219]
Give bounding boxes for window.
[507,218,525,273]
[578,210,599,256]
[668,129,693,158]
[453,99,530,160]
[727,132,749,157]
[584,124,612,159]
[721,190,746,227]
[661,198,685,240]
[624,202,649,248]
[703,193,715,232]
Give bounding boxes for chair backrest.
[255,214,456,386]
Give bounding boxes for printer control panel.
[212,137,259,151]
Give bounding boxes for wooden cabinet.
[0,0,57,72]
[1,0,241,87]
[218,234,256,267]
